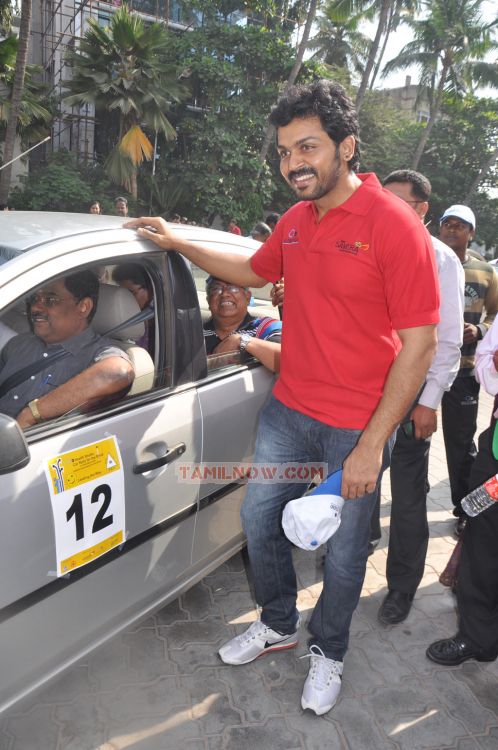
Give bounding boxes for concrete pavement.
[1,392,497,750]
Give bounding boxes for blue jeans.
[241,395,393,661]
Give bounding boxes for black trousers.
[441,376,480,514]
[457,423,498,655]
[385,424,432,594]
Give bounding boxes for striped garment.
[460,256,498,374]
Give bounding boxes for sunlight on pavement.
[389,708,439,735]
[103,694,219,748]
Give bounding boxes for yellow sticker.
[60,530,123,574]
[47,437,122,495]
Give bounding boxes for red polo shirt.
[250,173,440,429]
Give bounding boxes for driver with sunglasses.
[0,271,134,429]
[203,276,282,373]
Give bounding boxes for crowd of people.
[123,79,498,718]
[6,78,496,720]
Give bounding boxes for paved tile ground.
[1,393,497,750]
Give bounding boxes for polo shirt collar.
[308,172,382,221]
[44,326,98,356]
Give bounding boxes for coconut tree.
[0,0,32,206]
[0,50,53,146]
[257,0,320,176]
[327,0,420,111]
[63,5,185,198]
[307,5,371,82]
[383,0,498,169]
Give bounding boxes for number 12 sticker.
[45,436,125,576]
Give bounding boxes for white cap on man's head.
[440,204,476,230]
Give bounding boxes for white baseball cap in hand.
[282,469,344,551]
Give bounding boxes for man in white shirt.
[377,170,465,625]
[426,321,498,665]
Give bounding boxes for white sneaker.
[218,619,299,665]
[301,645,343,715]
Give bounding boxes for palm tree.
[257,0,320,176]
[368,0,420,90]
[327,0,421,111]
[0,0,32,206]
[63,6,185,198]
[307,5,371,82]
[0,45,53,145]
[383,0,498,169]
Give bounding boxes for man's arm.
[414,253,464,438]
[212,334,281,373]
[16,357,135,429]
[124,217,268,288]
[341,324,437,499]
[480,267,498,335]
[475,318,498,396]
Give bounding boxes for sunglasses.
[27,293,76,308]
[208,284,246,296]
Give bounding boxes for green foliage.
[359,89,420,174]
[0,37,54,147]
[356,89,498,250]
[63,5,186,193]
[148,18,318,228]
[8,151,123,213]
[0,0,12,35]
[471,194,498,254]
[308,5,371,84]
[416,95,498,248]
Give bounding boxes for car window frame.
[0,249,178,442]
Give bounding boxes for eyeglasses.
[405,200,424,205]
[27,293,76,308]
[207,284,245,296]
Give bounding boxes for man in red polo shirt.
[124,80,439,715]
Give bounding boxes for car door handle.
[133,442,187,474]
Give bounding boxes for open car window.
[189,263,279,375]
[0,256,170,431]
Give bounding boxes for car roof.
[0,212,259,258]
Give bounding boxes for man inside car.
[0,271,135,429]
[204,275,282,373]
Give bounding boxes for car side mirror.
[0,413,30,474]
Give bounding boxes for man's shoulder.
[431,236,462,268]
[278,201,311,223]
[464,255,496,275]
[3,332,39,354]
[241,315,282,339]
[71,329,131,363]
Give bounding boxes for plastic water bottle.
[461,474,498,516]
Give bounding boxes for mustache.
[288,168,317,181]
[30,313,49,323]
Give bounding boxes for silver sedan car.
[0,212,276,714]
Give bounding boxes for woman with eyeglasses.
[203,275,282,372]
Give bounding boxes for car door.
[188,250,276,567]
[0,243,203,713]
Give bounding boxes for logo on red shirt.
[355,241,369,252]
[283,228,299,245]
[336,240,369,255]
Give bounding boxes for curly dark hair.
[383,169,432,202]
[269,80,361,172]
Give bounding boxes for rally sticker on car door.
[44,436,125,576]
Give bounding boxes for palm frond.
[119,125,153,165]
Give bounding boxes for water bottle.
[461,474,498,516]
